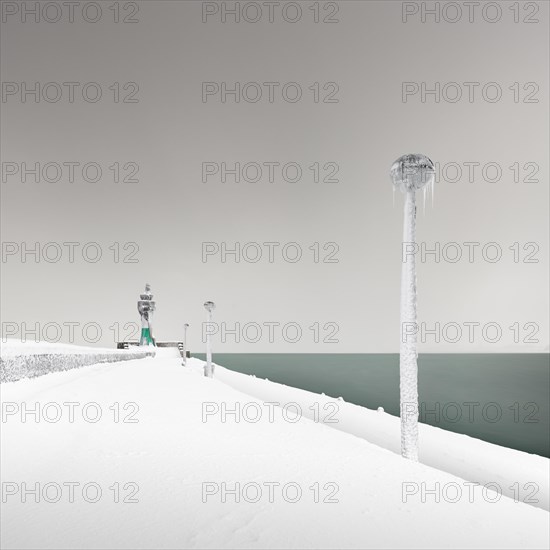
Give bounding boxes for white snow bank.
[215,365,550,512]
[0,339,155,357]
[0,339,155,383]
[1,353,548,549]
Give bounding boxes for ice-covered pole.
[182,323,189,366]
[390,154,435,461]
[203,301,215,377]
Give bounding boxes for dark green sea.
[195,353,550,458]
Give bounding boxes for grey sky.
[1,0,548,352]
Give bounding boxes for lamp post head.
[204,301,216,312]
[390,153,434,193]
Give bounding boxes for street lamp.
[390,153,435,461]
[182,323,189,366]
[203,301,216,377]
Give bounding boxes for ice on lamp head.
[390,153,435,193]
[204,301,215,312]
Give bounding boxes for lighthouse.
[138,284,156,346]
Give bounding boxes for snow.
[1,339,122,356]
[0,339,154,383]
[215,364,550,511]
[1,349,549,549]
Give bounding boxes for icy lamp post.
[204,301,216,378]
[182,323,189,366]
[390,153,435,462]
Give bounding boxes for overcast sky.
[1,0,548,352]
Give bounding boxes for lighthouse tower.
[138,284,156,346]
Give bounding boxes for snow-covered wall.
[0,342,155,383]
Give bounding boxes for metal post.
[203,301,215,377]
[182,323,189,366]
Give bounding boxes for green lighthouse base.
[140,327,155,346]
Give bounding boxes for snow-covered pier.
[1,345,548,549]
